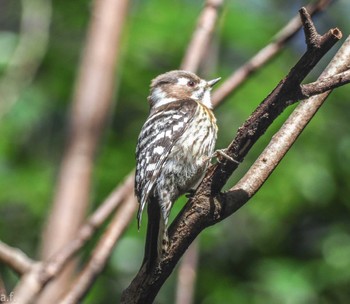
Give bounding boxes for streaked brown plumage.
[135,70,219,268]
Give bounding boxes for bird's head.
[148,70,220,110]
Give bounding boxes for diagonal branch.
[58,193,137,304]
[212,0,334,106]
[0,241,34,275]
[96,1,334,231]
[11,173,134,304]
[121,8,345,303]
[8,2,335,303]
[220,34,350,218]
[180,0,224,72]
[207,9,341,196]
[40,172,134,284]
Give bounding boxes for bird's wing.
[135,99,198,228]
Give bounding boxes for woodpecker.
[135,70,220,268]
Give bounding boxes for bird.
[135,70,220,269]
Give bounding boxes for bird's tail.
[142,197,169,271]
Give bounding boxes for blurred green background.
[1,0,350,303]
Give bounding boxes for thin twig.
[0,241,34,275]
[58,193,137,304]
[11,173,133,304]
[211,0,333,106]
[299,70,350,97]
[180,0,224,72]
[41,172,134,284]
[13,262,43,303]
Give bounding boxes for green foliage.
[1,0,350,303]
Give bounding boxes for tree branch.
[208,9,341,196]
[121,7,346,303]
[180,0,224,72]
[212,0,334,106]
[41,172,134,284]
[58,193,137,304]
[299,70,350,98]
[221,34,350,217]
[11,173,134,304]
[0,241,34,275]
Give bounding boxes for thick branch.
[220,34,350,218]
[208,9,342,196]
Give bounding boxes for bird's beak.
[207,77,221,88]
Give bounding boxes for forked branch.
[121,7,347,304]
[221,35,350,217]
[0,241,34,275]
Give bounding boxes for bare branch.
[13,262,44,303]
[221,35,350,215]
[41,173,134,282]
[180,0,224,72]
[121,8,345,303]
[58,193,137,304]
[299,70,350,98]
[80,3,335,243]
[212,0,334,106]
[207,8,342,196]
[0,241,34,275]
[11,173,133,304]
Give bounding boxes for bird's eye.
[187,80,195,87]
